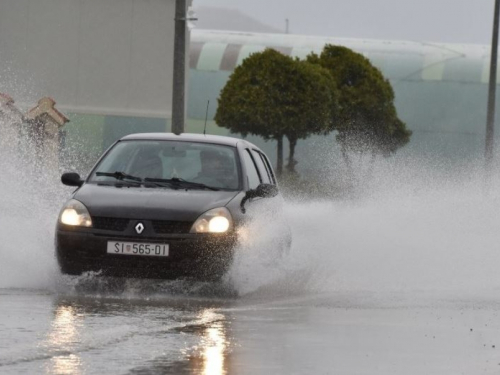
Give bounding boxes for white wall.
[0,0,186,118]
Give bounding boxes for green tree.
[215,48,339,175]
[308,45,411,168]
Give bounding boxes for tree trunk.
[365,150,377,182]
[287,136,297,173]
[341,143,352,174]
[276,135,283,176]
[341,143,355,192]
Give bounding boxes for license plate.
[107,241,169,257]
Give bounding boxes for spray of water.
[0,126,62,289]
[229,157,500,301]
[1,112,499,300]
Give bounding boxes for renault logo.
[135,223,145,234]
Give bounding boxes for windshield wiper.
[96,171,142,183]
[94,173,219,191]
[97,181,142,188]
[142,180,176,189]
[144,177,220,191]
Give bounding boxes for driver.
[130,148,163,179]
[193,150,234,188]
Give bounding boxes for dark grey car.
[55,133,289,280]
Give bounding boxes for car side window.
[260,153,276,185]
[242,149,261,189]
[250,149,271,184]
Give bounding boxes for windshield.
[89,140,241,191]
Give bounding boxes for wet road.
[3,285,500,375]
[4,148,500,374]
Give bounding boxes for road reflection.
[43,294,234,375]
[44,304,84,375]
[196,309,229,375]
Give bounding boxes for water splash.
[229,157,500,299]
[0,123,63,289]
[2,110,500,301]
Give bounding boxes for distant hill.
[193,6,281,34]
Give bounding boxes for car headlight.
[190,207,232,233]
[59,199,92,227]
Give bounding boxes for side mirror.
[241,183,279,213]
[253,183,279,199]
[61,172,83,187]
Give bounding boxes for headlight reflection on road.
[196,309,229,375]
[45,305,84,375]
[203,325,227,375]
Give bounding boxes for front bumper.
[56,226,237,280]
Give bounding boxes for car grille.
[152,220,192,234]
[92,217,130,232]
[91,217,192,234]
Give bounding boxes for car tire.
[57,258,85,276]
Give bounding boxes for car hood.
[73,183,239,222]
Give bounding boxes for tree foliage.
[308,45,411,158]
[215,48,339,174]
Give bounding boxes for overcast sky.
[193,0,495,45]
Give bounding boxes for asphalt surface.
[3,283,500,375]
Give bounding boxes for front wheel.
[57,257,86,276]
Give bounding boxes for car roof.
[120,132,261,150]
